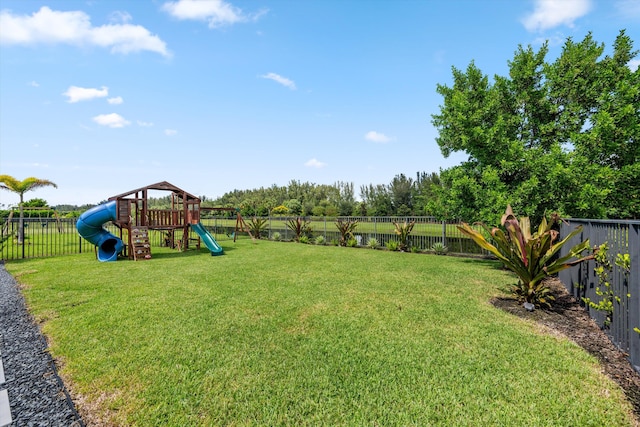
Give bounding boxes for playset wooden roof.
[108,181,200,202]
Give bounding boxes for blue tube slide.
[76,201,124,262]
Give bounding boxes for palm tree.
[0,175,58,244]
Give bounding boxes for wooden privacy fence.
[558,219,640,373]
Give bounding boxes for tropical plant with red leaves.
[457,205,593,308]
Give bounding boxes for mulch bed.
[492,278,640,422]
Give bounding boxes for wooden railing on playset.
[145,208,200,227]
[147,209,185,227]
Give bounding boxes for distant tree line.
[4,32,636,224]
[207,176,443,218]
[210,31,639,223]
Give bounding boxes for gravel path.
[0,262,84,427]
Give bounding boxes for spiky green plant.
[335,219,358,246]
[314,235,326,245]
[366,237,379,249]
[247,217,268,239]
[457,205,593,308]
[431,242,448,255]
[285,217,312,242]
[386,240,400,251]
[271,232,281,241]
[392,220,415,251]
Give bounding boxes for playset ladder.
[130,226,151,261]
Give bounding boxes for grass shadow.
[457,257,505,270]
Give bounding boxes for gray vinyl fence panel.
[558,219,640,373]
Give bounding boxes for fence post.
[629,223,640,372]
[21,221,25,259]
[442,221,447,246]
[324,216,327,238]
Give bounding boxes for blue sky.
[1,0,639,207]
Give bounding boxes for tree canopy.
[201,32,639,222]
[429,30,639,223]
[0,175,58,243]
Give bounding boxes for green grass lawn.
[6,239,635,426]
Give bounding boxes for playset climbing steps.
[130,226,151,260]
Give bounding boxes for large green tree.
[388,174,414,215]
[430,30,639,222]
[0,175,58,243]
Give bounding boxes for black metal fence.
[558,219,640,373]
[0,218,180,260]
[1,216,488,261]
[202,215,488,255]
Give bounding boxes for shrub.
[335,219,358,246]
[457,205,593,309]
[366,237,379,249]
[285,217,312,242]
[331,238,340,246]
[271,205,290,215]
[431,242,448,255]
[582,243,631,328]
[271,232,281,241]
[299,235,310,244]
[247,217,268,239]
[346,237,358,247]
[386,240,400,251]
[411,246,420,253]
[392,220,415,251]
[314,235,326,245]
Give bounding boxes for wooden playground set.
[89,181,249,261]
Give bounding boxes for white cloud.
[137,120,154,127]
[629,59,640,72]
[165,129,178,136]
[365,131,392,143]
[28,80,39,87]
[93,113,130,128]
[260,72,296,90]
[107,96,123,105]
[522,0,592,32]
[304,158,327,168]
[162,0,266,28]
[63,85,108,103]
[0,6,170,57]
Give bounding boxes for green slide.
[190,222,224,256]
